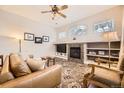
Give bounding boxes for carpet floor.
[49,58,117,88]
[49,59,91,88]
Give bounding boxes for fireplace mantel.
[53,40,120,45]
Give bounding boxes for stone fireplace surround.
[55,43,84,63]
[68,43,84,63]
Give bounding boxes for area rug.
[49,58,91,88]
[49,58,117,88]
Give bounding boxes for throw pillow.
[26,58,46,72]
[0,55,14,84]
[9,53,31,77]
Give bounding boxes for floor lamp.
[19,39,21,53]
[103,31,119,68]
[15,37,22,54]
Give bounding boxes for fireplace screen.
[70,47,81,59]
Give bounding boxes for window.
[70,25,87,37]
[94,19,114,32]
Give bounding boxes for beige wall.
[55,6,123,43]
[120,7,124,57]
[0,9,56,59]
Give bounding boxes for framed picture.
[89,51,96,55]
[35,37,42,44]
[94,19,114,32]
[24,33,34,41]
[42,36,49,42]
[98,51,105,55]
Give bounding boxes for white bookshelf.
[86,54,119,59]
[86,41,121,62]
[86,48,120,51]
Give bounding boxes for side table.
[41,56,55,67]
[0,55,3,66]
[0,67,2,73]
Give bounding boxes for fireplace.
[70,47,81,59]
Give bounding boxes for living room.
[0,1,124,91]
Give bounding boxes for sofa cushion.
[9,53,31,77]
[0,65,62,88]
[0,55,14,84]
[92,67,121,87]
[117,54,124,71]
[26,58,46,72]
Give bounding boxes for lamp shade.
[102,31,119,41]
[14,35,23,40]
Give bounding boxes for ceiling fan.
[41,5,68,20]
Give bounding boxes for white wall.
[0,9,56,59]
[55,6,123,43]
[119,7,124,57]
[0,36,18,54]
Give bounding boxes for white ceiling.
[0,5,117,28]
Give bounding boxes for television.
[56,44,66,53]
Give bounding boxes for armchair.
[83,55,124,88]
[95,58,118,66]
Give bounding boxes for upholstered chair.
[83,55,124,88]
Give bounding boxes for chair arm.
[88,64,124,75]
[95,58,118,64]
[121,76,124,87]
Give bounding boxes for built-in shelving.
[86,54,119,59]
[86,41,121,62]
[86,48,120,51]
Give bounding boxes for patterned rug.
[49,58,91,88]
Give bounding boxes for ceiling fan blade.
[49,5,58,9]
[59,5,68,10]
[57,12,66,18]
[41,11,52,13]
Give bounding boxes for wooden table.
[0,55,3,66]
[41,56,55,67]
[0,67,2,73]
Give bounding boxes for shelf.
[110,48,120,50]
[86,54,119,59]
[87,48,109,50]
[53,40,120,44]
[86,41,120,62]
[86,48,120,51]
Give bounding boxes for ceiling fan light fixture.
[41,5,68,20]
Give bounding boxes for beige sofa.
[0,54,62,88]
